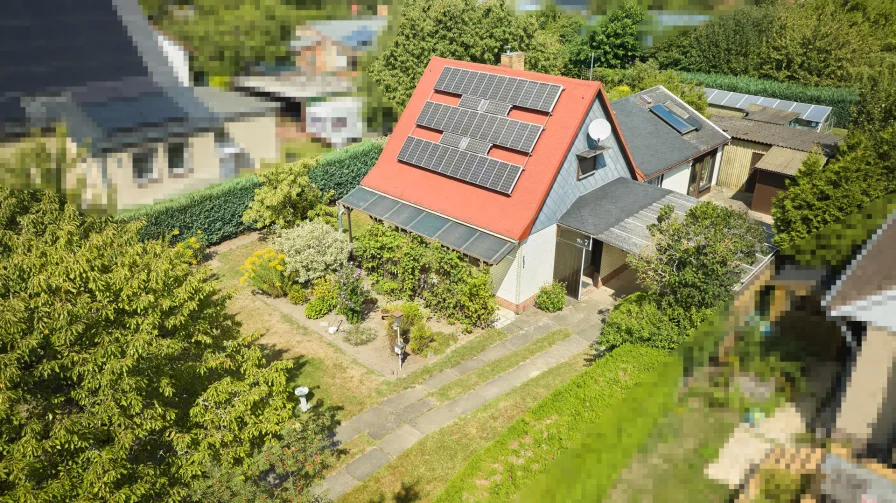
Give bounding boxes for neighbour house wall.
[529,97,633,235]
[105,131,219,210]
[224,114,278,169]
[661,162,691,195]
[834,326,896,454]
[718,139,771,190]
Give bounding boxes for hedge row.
[116,175,260,245]
[308,137,386,202]
[682,71,859,128]
[434,345,673,503]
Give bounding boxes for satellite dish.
[588,119,612,143]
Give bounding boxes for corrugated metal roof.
[704,87,832,124]
[753,146,815,176]
[712,116,842,154]
[744,104,799,126]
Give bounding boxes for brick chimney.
[377,4,388,16]
[500,51,525,71]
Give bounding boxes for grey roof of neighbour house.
[824,211,896,331]
[193,87,280,121]
[712,116,843,155]
[744,104,800,126]
[753,146,826,177]
[559,177,777,289]
[292,16,389,50]
[610,86,730,179]
[705,87,832,124]
[0,0,220,153]
[821,453,896,503]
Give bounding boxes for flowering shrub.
[383,301,425,345]
[272,220,351,284]
[409,322,457,356]
[287,285,308,305]
[304,276,338,319]
[335,264,370,324]
[239,248,291,297]
[173,229,206,265]
[343,325,377,346]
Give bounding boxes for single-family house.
[610,86,730,198]
[0,0,278,212]
[823,212,896,462]
[704,87,835,132]
[291,14,389,75]
[712,116,843,215]
[338,55,775,310]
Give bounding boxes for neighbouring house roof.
[558,177,698,253]
[705,87,832,124]
[0,0,220,153]
[355,56,639,242]
[753,146,826,177]
[744,103,799,126]
[193,87,279,121]
[821,453,896,503]
[292,16,389,51]
[610,86,730,179]
[712,116,843,155]
[824,211,896,331]
[558,177,776,288]
[232,73,356,101]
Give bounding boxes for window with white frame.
[132,149,157,184]
[167,142,188,176]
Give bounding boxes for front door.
[553,239,583,299]
[688,162,700,197]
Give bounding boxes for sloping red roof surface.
[360,56,639,242]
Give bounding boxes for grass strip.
[376,328,511,397]
[336,352,591,503]
[434,345,673,503]
[431,329,573,403]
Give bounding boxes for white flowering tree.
[272,220,352,284]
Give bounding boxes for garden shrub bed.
[434,345,674,503]
[116,175,260,245]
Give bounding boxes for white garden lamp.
[392,310,405,372]
[294,386,311,412]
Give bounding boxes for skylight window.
[649,103,696,135]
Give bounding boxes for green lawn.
[337,352,592,503]
[430,329,573,403]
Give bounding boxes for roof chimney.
[500,47,525,71]
[377,4,388,16]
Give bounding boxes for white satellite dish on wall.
[588,119,612,143]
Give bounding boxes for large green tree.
[594,60,708,113]
[0,188,334,501]
[575,0,645,73]
[648,0,893,88]
[629,202,766,317]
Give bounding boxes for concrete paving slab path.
[379,425,424,458]
[345,448,392,481]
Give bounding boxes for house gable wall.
[529,97,633,235]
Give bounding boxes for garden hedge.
[116,175,260,245]
[434,345,673,503]
[308,138,386,202]
[682,72,859,128]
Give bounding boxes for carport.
[554,178,698,299]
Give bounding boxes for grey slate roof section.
[558,178,698,253]
[193,87,280,121]
[610,86,730,179]
[0,0,221,153]
[529,97,633,235]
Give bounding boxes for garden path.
[315,290,617,500]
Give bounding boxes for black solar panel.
[483,100,512,116]
[416,100,541,153]
[397,136,522,194]
[439,132,465,148]
[458,95,483,110]
[463,138,492,155]
[434,67,562,113]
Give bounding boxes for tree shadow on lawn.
[365,479,422,503]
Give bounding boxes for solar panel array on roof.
[439,131,465,148]
[397,136,522,194]
[458,95,483,110]
[704,88,832,124]
[80,93,189,132]
[434,66,562,113]
[462,138,492,155]
[649,103,696,135]
[340,186,515,264]
[417,100,541,153]
[483,100,512,117]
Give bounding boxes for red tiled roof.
[360,56,640,242]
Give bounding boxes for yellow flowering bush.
[173,229,206,265]
[239,248,292,297]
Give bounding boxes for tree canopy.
[574,0,644,73]
[593,61,708,113]
[0,188,334,501]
